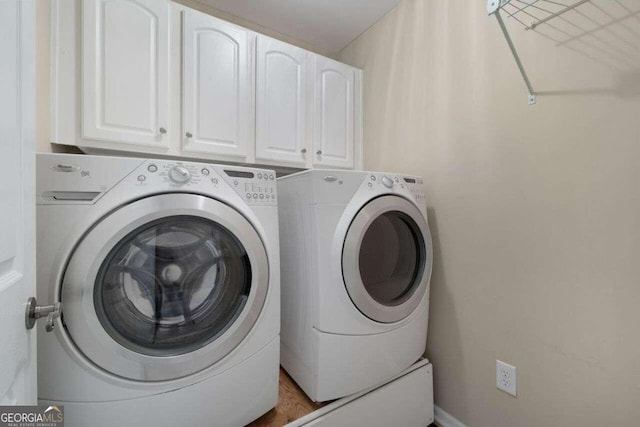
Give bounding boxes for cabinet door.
[255,36,309,166]
[82,0,170,148]
[313,56,355,169]
[182,10,252,159]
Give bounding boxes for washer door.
[342,195,432,323]
[61,193,268,381]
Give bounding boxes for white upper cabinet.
[181,9,253,159]
[255,36,310,167]
[52,1,362,169]
[312,56,356,169]
[82,0,170,148]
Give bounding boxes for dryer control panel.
[363,173,426,210]
[400,175,426,207]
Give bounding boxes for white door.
[255,36,309,167]
[0,0,37,405]
[82,0,170,148]
[182,9,253,159]
[312,56,355,169]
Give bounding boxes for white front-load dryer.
[277,170,432,402]
[36,153,280,426]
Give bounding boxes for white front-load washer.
[277,170,433,402]
[36,153,280,427]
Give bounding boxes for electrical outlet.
[496,360,517,397]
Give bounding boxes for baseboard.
[434,405,467,427]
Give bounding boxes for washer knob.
[169,166,191,184]
[382,175,394,188]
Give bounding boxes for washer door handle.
[25,297,61,332]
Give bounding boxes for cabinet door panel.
[83,0,169,148]
[313,56,355,169]
[256,36,308,166]
[182,10,252,158]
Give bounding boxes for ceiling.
[196,0,402,53]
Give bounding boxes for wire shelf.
[487,0,640,104]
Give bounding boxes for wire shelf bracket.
[488,0,640,104]
[488,0,537,105]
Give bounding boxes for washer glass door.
[342,195,432,323]
[62,194,269,381]
[95,216,250,357]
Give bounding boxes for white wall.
[338,0,640,425]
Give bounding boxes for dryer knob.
[382,175,394,188]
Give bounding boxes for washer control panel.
[140,162,210,187]
[223,169,277,206]
[135,160,277,206]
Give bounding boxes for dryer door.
[342,195,432,323]
[61,193,269,381]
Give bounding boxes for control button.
[382,175,394,188]
[258,173,263,179]
[147,164,158,173]
[211,178,218,184]
[246,193,251,199]
[368,182,373,188]
[253,193,258,199]
[264,175,269,181]
[233,180,239,186]
[201,168,210,176]
[169,166,191,184]
[269,174,275,180]
[370,175,376,181]
[137,175,146,182]
[259,194,264,199]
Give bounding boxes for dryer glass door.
[343,196,432,323]
[61,194,269,381]
[359,211,422,305]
